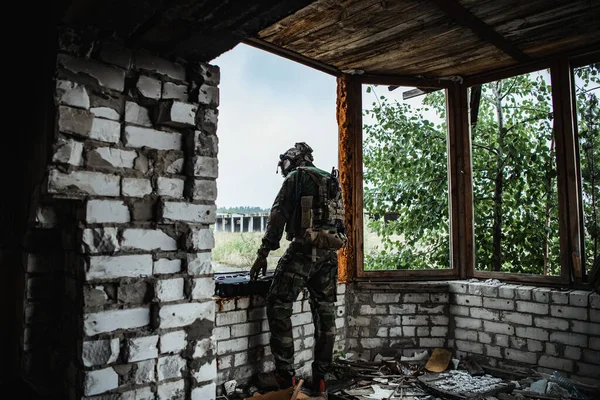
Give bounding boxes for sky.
[211,44,433,209]
[212,44,339,209]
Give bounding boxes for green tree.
[363,88,449,270]
[363,65,599,274]
[574,63,600,271]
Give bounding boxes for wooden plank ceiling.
[253,0,600,78]
[60,0,316,61]
[60,0,600,78]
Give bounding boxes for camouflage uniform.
[259,166,338,375]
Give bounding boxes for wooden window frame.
[339,51,599,287]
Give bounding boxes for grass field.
[212,231,286,269]
[212,227,390,269]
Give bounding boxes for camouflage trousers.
[266,242,338,374]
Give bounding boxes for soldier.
[250,142,347,396]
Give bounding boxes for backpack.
[296,166,347,250]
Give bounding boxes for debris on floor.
[219,349,600,400]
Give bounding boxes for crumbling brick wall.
[214,284,347,393]
[22,26,220,399]
[347,281,599,385]
[346,282,450,361]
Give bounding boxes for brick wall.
[22,27,220,399]
[213,283,347,393]
[347,282,450,361]
[347,281,600,385]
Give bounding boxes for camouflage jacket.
[259,166,333,254]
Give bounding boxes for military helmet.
[278,142,314,176]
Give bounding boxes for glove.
[250,254,267,281]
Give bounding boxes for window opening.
[361,84,451,271]
[210,44,338,276]
[469,69,559,275]
[573,62,600,275]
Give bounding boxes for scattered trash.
[230,349,599,400]
[529,379,548,394]
[418,370,515,398]
[401,350,429,361]
[425,348,452,373]
[225,380,238,396]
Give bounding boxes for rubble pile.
[217,349,599,400]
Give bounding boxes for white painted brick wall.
[162,202,217,224]
[551,305,588,321]
[154,258,182,274]
[193,359,217,383]
[156,100,197,128]
[192,382,216,400]
[125,101,152,127]
[157,177,184,198]
[124,125,182,150]
[91,107,119,120]
[160,302,215,328]
[187,229,215,251]
[157,355,186,380]
[89,147,137,168]
[121,229,177,251]
[192,156,218,178]
[122,178,153,197]
[193,338,215,359]
[187,252,213,275]
[86,254,153,280]
[53,137,83,165]
[84,367,118,396]
[191,277,216,300]
[84,308,150,335]
[90,118,120,143]
[160,331,187,354]
[158,380,185,400]
[128,335,159,362]
[48,169,120,196]
[155,278,185,302]
[82,339,120,367]
[86,199,130,223]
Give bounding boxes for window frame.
[342,51,599,287]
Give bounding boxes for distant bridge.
[215,212,269,232]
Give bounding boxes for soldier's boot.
[310,362,328,398]
[273,369,296,389]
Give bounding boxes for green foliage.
[575,63,600,269]
[363,88,449,270]
[212,231,285,268]
[217,206,269,214]
[362,65,600,274]
[471,71,559,274]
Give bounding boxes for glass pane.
[362,84,450,270]
[573,63,600,274]
[470,69,559,275]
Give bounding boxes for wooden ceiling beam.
[243,37,342,76]
[429,0,531,63]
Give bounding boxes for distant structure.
[215,212,269,232]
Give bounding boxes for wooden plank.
[354,281,449,291]
[243,37,341,76]
[473,270,565,286]
[260,0,386,48]
[358,74,451,89]
[337,74,362,283]
[429,0,530,62]
[296,2,446,61]
[551,58,582,285]
[358,269,457,278]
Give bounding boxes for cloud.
[212,44,338,209]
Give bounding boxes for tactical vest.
[289,166,347,250]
